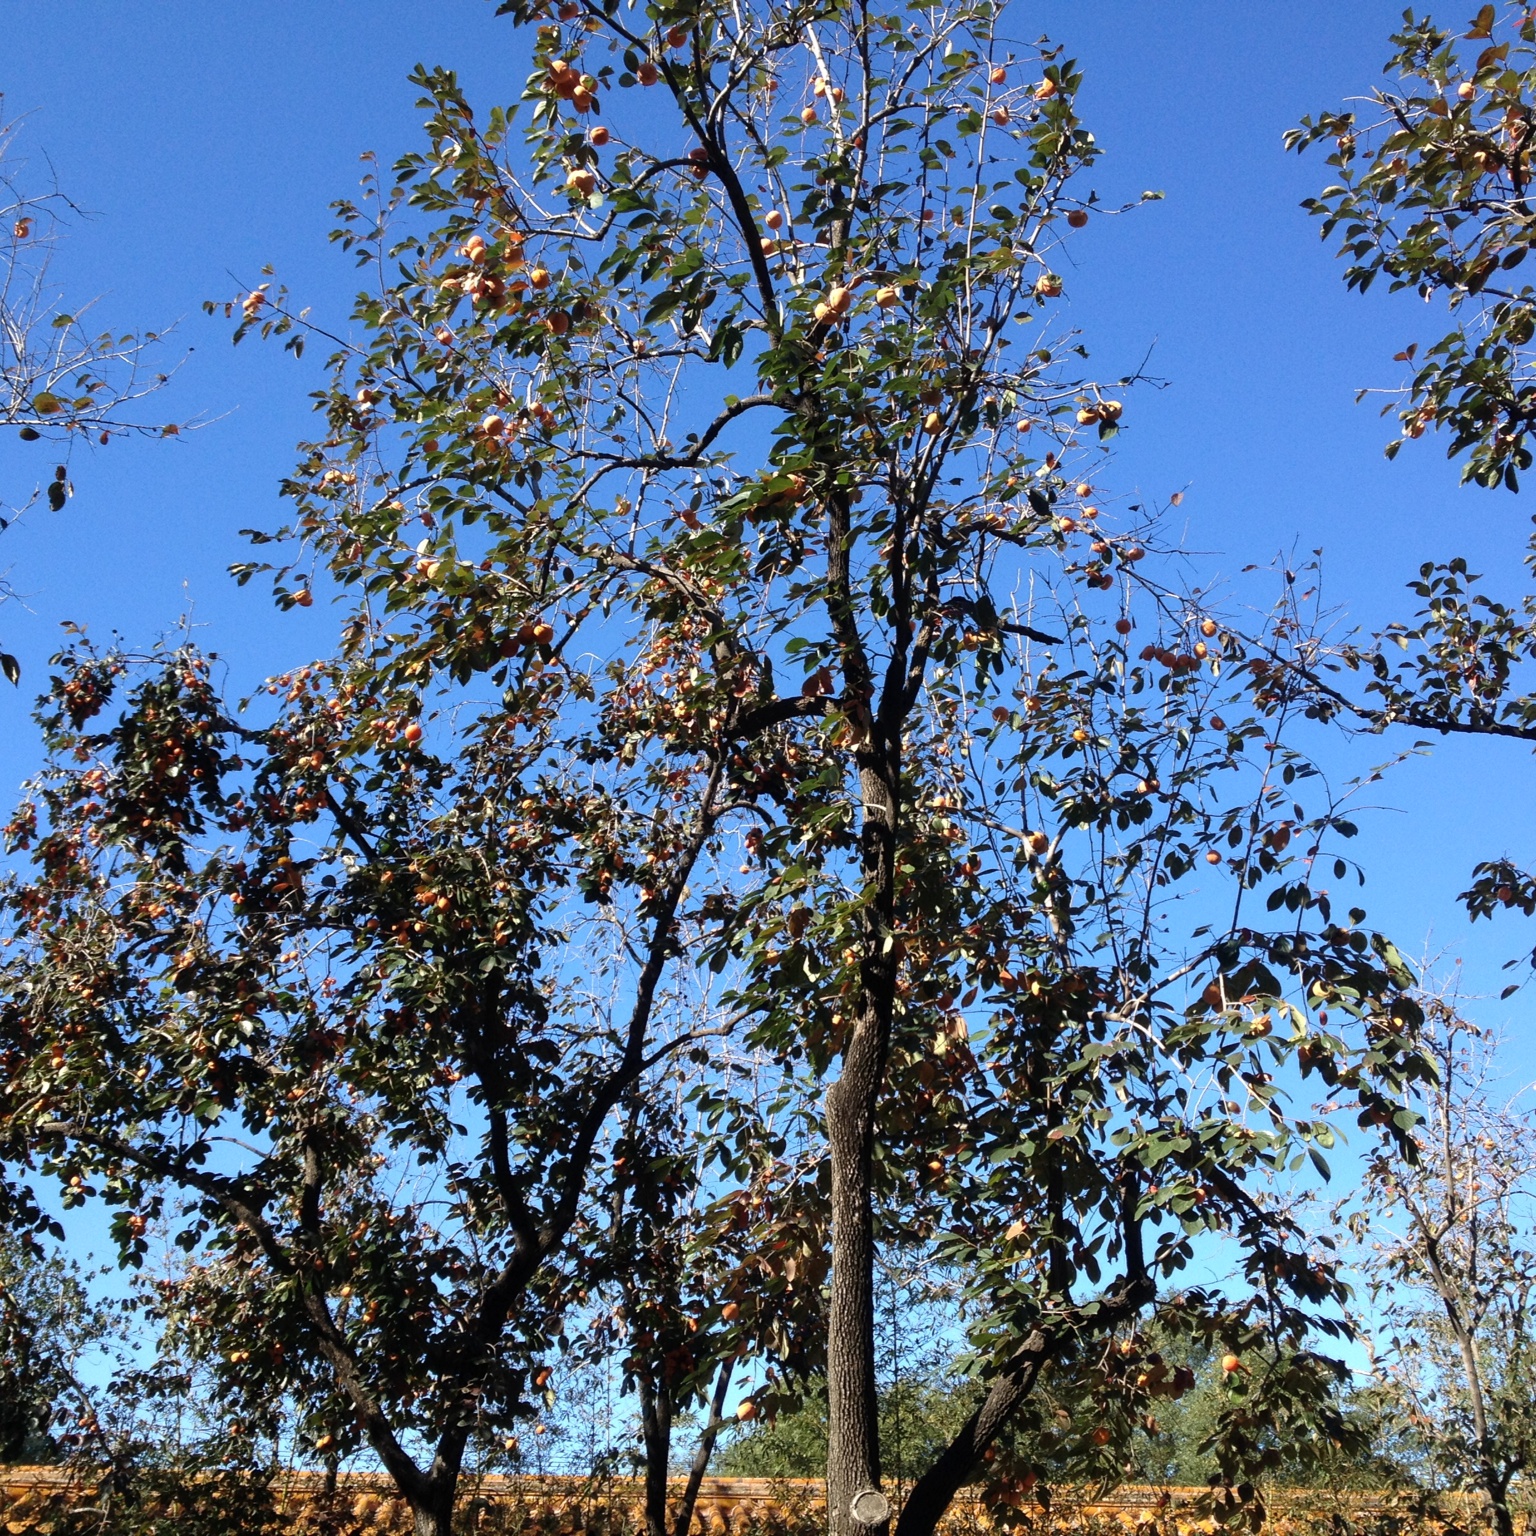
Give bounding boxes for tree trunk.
[638,1364,674,1536]
[408,1466,459,1536]
[1483,1467,1516,1536]
[411,1496,454,1536]
[825,1002,889,1536]
[672,1358,735,1536]
[893,1331,1053,1536]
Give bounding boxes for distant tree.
[1347,1001,1536,1536]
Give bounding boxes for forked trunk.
[638,1365,674,1536]
[410,1476,457,1536]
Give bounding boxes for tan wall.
[0,1469,1516,1536]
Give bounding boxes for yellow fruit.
[1034,78,1058,100]
[736,1400,759,1422]
[923,410,943,434]
[765,209,783,230]
[826,285,852,314]
[528,267,551,289]
[566,168,597,196]
[874,286,898,308]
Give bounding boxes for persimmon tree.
[0,4,1437,1536]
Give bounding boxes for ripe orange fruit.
[404,722,424,744]
[1457,81,1476,101]
[1221,1353,1243,1375]
[1035,273,1062,297]
[1200,618,1217,637]
[736,1400,759,1422]
[992,105,1011,127]
[874,286,898,308]
[589,124,610,146]
[546,310,571,335]
[764,208,783,229]
[923,410,943,434]
[1091,1427,1112,1446]
[1099,400,1123,422]
[826,285,852,314]
[566,167,596,196]
[637,60,659,85]
[528,267,551,289]
[1034,78,1058,100]
[295,589,314,607]
[1076,406,1100,426]
[532,622,556,645]
[1114,618,1132,634]
[722,1301,741,1321]
[989,66,1007,85]
[1205,850,1220,865]
[801,104,818,125]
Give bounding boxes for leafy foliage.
[1289,4,1536,490]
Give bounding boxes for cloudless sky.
[2,0,1534,1083]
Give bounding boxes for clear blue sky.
[2,1,1533,1071]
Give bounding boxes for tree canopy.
[0,6,1485,1536]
